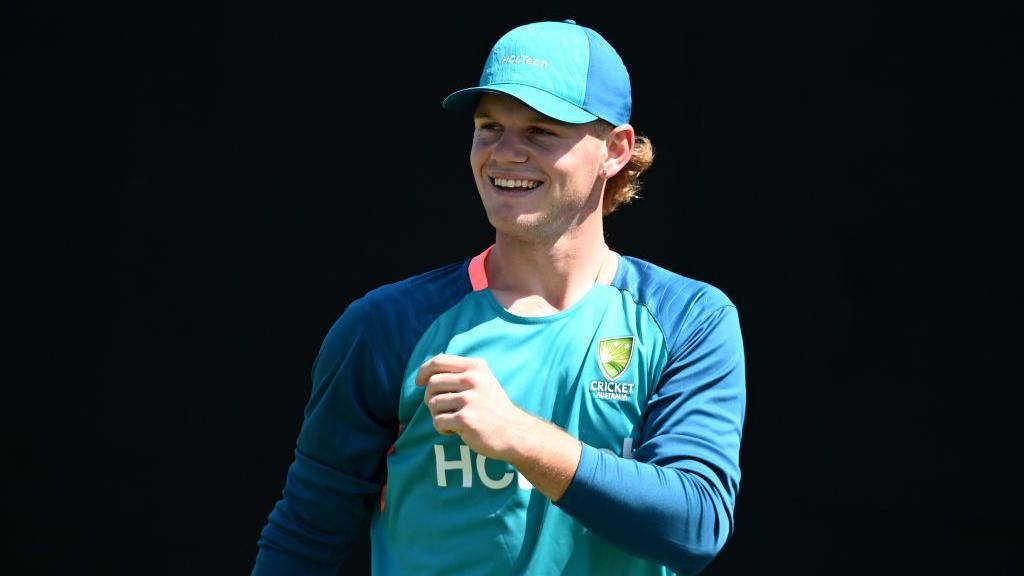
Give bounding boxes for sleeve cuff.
[553,442,602,512]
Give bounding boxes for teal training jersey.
[254,247,746,576]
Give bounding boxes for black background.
[10,2,1016,574]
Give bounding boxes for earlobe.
[602,124,636,179]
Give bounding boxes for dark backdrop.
[10,2,1015,575]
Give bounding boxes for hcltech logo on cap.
[442,20,632,126]
[498,53,548,68]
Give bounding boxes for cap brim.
[442,83,598,124]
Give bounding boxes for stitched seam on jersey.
[616,258,678,354]
[393,288,482,423]
[674,304,737,365]
[625,258,736,361]
[612,263,737,389]
[610,283,671,390]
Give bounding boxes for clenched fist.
[416,353,532,461]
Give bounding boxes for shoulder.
[321,258,474,352]
[359,259,471,315]
[613,255,738,348]
[615,255,735,316]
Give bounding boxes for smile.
[491,177,542,190]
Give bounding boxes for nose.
[491,129,528,164]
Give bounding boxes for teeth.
[494,177,540,189]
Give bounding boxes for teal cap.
[442,20,632,126]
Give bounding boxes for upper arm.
[637,301,747,539]
[254,296,400,571]
[298,296,400,488]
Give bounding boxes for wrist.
[501,407,548,465]
[503,412,583,502]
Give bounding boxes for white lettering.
[434,444,472,488]
[590,380,637,401]
[499,54,548,69]
[590,381,636,394]
[434,441,629,490]
[476,454,514,489]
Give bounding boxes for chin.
[487,212,536,232]
[489,215,564,244]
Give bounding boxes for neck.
[485,219,616,314]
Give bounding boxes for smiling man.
[253,20,746,576]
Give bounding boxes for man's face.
[470,93,608,242]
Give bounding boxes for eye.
[476,122,501,132]
[528,126,555,136]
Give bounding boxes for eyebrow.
[473,109,561,125]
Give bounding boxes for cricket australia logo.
[591,336,637,401]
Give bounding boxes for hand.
[415,353,530,461]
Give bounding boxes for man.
[253,20,745,576]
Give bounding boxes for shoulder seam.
[613,282,671,364]
[614,258,736,359]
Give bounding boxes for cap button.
[563,19,576,25]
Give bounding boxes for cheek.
[470,140,490,166]
[556,141,602,177]
[469,148,485,179]
[469,151,493,196]
[553,155,599,190]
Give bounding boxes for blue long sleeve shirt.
[254,249,746,575]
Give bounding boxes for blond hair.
[604,134,654,215]
[591,122,655,215]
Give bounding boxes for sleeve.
[252,297,399,575]
[554,303,746,576]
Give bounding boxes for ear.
[601,124,636,180]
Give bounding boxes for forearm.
[254,296,400,574]
[502,418,729,575]
[253,449,378,575]
[554,444,730,576]
[503,413,582,502]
